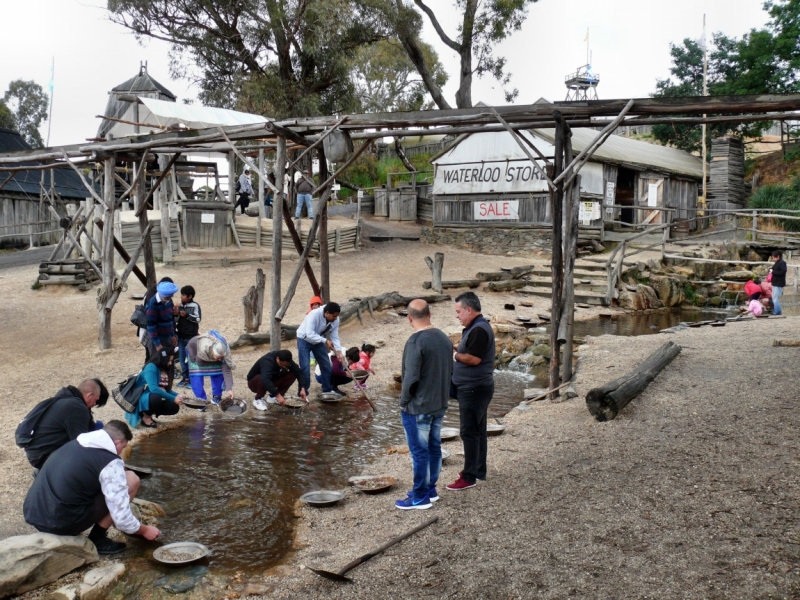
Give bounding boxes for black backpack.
[235,180,242,193]
[130,304,148,328]
[112,374,148,414]
[15,396,61,448]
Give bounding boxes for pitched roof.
[0,128,93,199]
[98,67,177,138]
[111,71,176,99]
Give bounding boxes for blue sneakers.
[395,495,432,510]
[429,487,439,503]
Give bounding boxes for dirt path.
[260,318,800,599]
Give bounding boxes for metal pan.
[440,427,459,441]
[487,423,507,436]
[301,490,345,508]
[319,392,342,403]
[353,476,397,495]
[183,398,210,410]
[125,464,152,477]
[153,541,210,565]
[220,397,249,416]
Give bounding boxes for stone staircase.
[516,262,610,306]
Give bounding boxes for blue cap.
[157,281,179,297]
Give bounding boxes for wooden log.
[486,280,530,292]
[585,341,682,421]
[425,252,444,294]
[422,279,481,290]
[231,291,451,349]
[271,136,286,351]
[772,339,800,347]
[318,146,330,301]
[94,218,148,287]
[475,271,512,282]
[243,268,267,333]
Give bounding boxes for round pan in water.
[441,448,451,461]
[318,392,342,403]
[153,541,210,565]
[220,397,249,416]
[440,427,459,441]
[301,490,345,507]
[125,464,152,477]
[182,398,210,410]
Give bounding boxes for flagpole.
[46,57,54,147]
[701,15,708,202]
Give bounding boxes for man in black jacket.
[770,251,788,315]
[23,379,108,470]
[247,349,308,409]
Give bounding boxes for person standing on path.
[447,291,495,492]
[144,280,178,361]
[295,174,314,220]
[770,251,787,315]
[395,299,453,510]
[235,168,254,215]
[296,302,343,395]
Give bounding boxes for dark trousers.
[248,372,297,400]
[456,383,494,484]
[143,396,180,418]
[235,193,251,214]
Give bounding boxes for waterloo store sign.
[433,159,549,195]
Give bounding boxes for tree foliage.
[2,80,48,147]
[653,1,800,153]
[351,38,447,112]
[107,0,394,118]
[408,0,538,108]
[0,100,15,131]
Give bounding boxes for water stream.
[129,308,728,575]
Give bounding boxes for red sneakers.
[446,474,476,491]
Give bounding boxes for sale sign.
[473,200,519,220]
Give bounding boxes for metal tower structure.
[565,64,600,101]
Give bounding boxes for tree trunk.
[98,158,116,350]
[585,342,682,421]
[424,252,444,293]
[270,136,286,351]
[548,117,565,399]
[394,138,417,172]
[243,268,266,333]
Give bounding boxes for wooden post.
[335,227,341,254]
[99,157,116,350]
[159,155,173,263]
[425,252,445,294]
[560,176,580,384]
[228,151,236,204]
[281,200,321,296]
[661,225,668,261]
[243,268,266,332]
[318,147,331,302]
[270,135,286,351]
[257,149,265,248]
[136,167,157,290]
[83,197,94,259]
[733,214,738,244]
[752,210,757,242]
[549,113,565,400]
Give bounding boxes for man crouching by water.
[23,420,160,554]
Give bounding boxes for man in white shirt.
[235,168,255,215]
[296,302,343,395]
[24,420,161,554]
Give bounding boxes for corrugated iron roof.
[0,128,94,199]
[98,67,177,138]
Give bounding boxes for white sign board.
[435,161,550,195]
[201,213,215,224]
[331,182,341,191]
[473,200,519,221]
[579,201,600,224]
[357,190,364,199]
[605,181,616,206]
[648,182,659,208]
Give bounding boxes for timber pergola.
[1,93,799,390]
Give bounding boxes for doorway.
[616,167,636,225]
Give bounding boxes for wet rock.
[530,344,551,359]
[650,276,684,307]
[720,270,754,281]
[708,297,722,307]
[617,285,663,311]
[79,563,126,600]
[153,565,208,594]
[132,498,167,518]
[0,533,98,597]
[243,582,273,596]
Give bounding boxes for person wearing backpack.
[175,285,201,388]
[20,379,109,470]
[234,168,254,215]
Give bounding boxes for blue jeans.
[190,374,224,400]
[178,338,190,380]
[295,193,313,218]
[773,286,783,315]
[298,338,332,392]
[402,409,445,501]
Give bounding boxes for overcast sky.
[0,0,769,147]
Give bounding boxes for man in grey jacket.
[395,299,453,510]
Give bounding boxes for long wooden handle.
[337,516,438,576]
[340,355,377,412]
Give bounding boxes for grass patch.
[748,178,800,232]
[31,280,41,290]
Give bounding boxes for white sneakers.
[253,398,268,411]
[266,396,278,404]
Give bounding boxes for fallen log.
[485,280,530,292]
[585,341,681,422]
[230,291,451,349]
[772,339,800,347]
[475,271,511,282]
[422,279,481,290]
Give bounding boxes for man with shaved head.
[22,378,109,470]
[395,299,453,510]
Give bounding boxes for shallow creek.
[129,308,730,575]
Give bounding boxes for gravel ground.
[257,317,800,599]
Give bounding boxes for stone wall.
[421,226,552,256]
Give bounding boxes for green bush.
[748,184,800,232]
[338,152,434,199]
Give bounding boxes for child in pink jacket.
[349,344,376,389]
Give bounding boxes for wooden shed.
[431,128,703,232]
[182,201,234,248]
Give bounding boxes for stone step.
[530,268,606,280]
[524,279,607,293]
[516,286,609,306]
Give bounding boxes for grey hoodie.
[400,328,453,415]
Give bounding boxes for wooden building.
[0,128,90,248]
[430,128,703,233]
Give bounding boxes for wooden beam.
[61,151,108,209]
[270,135,286,351]
[490,107,555,190]
[287,116,348,171]
[135,152,182,217]
[312,140,372,197]
[549,117,565,400]
[281,197,321,296]
[94,217,148,287]
[318,146,330,302]
[265,121,312,147]
[98,158,115,350]
[104,223,153,311]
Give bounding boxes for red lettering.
[478,203,488,217]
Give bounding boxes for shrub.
[748,184,800,232]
